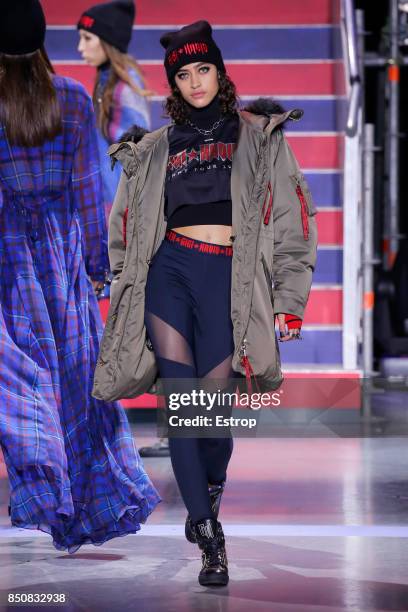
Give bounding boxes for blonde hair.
[94,40,153,139]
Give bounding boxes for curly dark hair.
[164,71,239,124]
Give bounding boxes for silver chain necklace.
[186,116,225,136]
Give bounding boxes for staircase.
[42,0,361,409]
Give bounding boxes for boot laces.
[202,538,227,569]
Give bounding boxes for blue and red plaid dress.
[0,76,161,552]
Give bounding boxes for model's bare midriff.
[172,225,233,245]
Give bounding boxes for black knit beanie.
[78,1,135,53]
[0,0,46,56]
[160,20,226,84]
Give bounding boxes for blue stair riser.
[278,329,342,364]
[151,98,347,132]
[305,173,342,208]
[47,26,342,62]
[315,248,342,284]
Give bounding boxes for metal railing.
[342,0,362,136]
[386,0,401,270]
[341,1,364,371]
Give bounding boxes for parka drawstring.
[239,338,261,399]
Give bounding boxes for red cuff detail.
[284,313,302,330]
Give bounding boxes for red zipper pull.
[122,207,129,247]
[262,182,273,225]
[240,355,254,395]
[295,184,309,240]
[240,339,261,398]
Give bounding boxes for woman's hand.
[92,280,105,296]
[277,313,301,341]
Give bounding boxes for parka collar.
[239,100,303,134]
[108,97,303,172]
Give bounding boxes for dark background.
[356,0,408,242]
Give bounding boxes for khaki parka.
[92,103,318,402]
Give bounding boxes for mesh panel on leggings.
[145,311,194,368]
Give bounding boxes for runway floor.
[1,393,408,612]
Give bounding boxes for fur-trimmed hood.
[117,98,303,147]
[243,98,303,126]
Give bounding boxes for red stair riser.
[316,210,343,244]
[43,0,339,26]
[99,286,343,328]
[303,288,342,325]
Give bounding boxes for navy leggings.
[145,230,235,522]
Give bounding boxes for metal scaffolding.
[342,0,405,384]
[385,0,401,270]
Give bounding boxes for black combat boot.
[194,517,229,587]
[185,481,225,543]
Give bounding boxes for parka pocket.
[98,283,131,364]
[97,310,118,365]
[290,172,317,241]
[109,276,121,304]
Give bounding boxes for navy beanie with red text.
[78,1,135,53]
[160,20,226,84]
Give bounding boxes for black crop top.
[164,95,239,229]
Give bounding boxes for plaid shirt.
[0,76,161,552]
